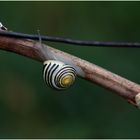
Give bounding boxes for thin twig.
[0,30,140,108]
[0,31,140,48]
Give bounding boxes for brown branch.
[0,31,140,108]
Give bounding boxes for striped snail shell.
[43,60,77,90]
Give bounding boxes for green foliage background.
[0,1,140,138]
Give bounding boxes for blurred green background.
[0,1,140,138]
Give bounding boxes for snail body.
[43,60,76,90]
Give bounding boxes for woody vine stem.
[0,30,140,109]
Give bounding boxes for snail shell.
[43,60,76,90]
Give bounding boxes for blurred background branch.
[1,31,140,48]
[0,30,140,108]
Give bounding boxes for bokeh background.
[0,1,140,138]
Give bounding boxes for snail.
[43,60,77,90]
[36,31,77,90]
